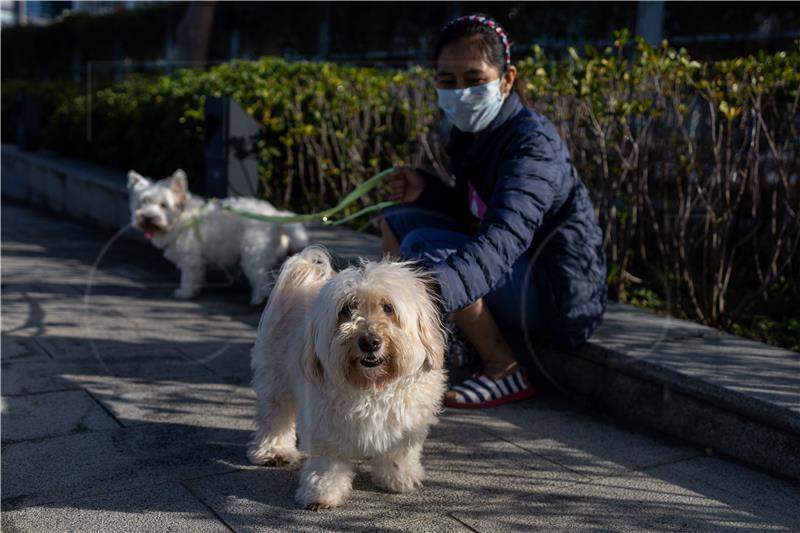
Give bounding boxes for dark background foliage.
[2,2,798,349]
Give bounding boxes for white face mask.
[436,78,505,133]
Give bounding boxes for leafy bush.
[518,32,799,332]
[5,35,799,346]
[41,59,444,216]
[1,80,81,144]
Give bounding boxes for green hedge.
[4,34,799,343]
[19,59,442,212]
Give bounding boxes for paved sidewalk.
[2,200,799,532]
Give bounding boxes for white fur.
[248,246,447,510]
[127,169,308,304]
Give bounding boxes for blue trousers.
[383,205,554,337]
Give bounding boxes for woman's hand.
[388,166,426,203]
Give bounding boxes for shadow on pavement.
[2,199,798,531]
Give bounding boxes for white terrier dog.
[248,246,446,510]
[127,169,308,304]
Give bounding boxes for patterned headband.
[443,15,511,67]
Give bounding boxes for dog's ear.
[169,169,188,209]
[301,351,325,384]
[419,317,445,371]
[127,170,149,191]
[300,324,325,384]
[418,280,445,371]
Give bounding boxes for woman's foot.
[444,368,534,409]
[482,360,520,380]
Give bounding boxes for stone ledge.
[533,303,800,480]
[2,144,133,233]
[579,333,800,436]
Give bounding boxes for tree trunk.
[176,2,216,65]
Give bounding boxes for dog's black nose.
[358,334,382,353]
[142,214,155,224]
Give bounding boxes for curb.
[531,303,800,481]
[2,144,132,234]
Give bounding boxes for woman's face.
[436,37,516,95]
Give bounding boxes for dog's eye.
[339,303,354,318]
[160,202,168,208]
[382,303,394,315]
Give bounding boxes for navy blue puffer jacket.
[414,91,607,351]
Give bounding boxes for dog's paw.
[371,460,425,494]
[296,461,353,510]
[247,445,301,467]
[372,471,424,493]
[173,288,198,300]
[305,502,337,512]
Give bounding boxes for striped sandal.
[444,368,534,409]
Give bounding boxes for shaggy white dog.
[127,169,308,304]
[248,246,446,510]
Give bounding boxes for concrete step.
[532,302,800,480]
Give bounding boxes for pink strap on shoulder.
[468,180,487,220]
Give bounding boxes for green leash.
[222,167,397,226]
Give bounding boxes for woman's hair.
[433,14,529,106]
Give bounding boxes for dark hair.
[433,14,529,106]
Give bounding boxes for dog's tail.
[255,244,333,353]
[253,245,334,383]
[279,244,331,287]
[262,245,333,318]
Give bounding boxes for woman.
[382,14,607,408]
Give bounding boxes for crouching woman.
[381,14,607,408]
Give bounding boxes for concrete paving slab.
[0,336,51,362]
[421,433,586,499]
[430,394,584,441]
[105,317,257,344]
[452,469,796,532]
[1,280,84,297]
[125,311,233,332]
[34,338,214,378]
[184,430,584,529]
[484,409,700,479]
[1,423,251,510]
[187,468,474,533]
[78,353,215,381]
[1,389,120,443]
[1,289,81,316]
[26,351,216,383]
[43,337,182,360]
[89,297,211,316]
[1,241,48,253]
[644,456,800,527]
[73,374,255,430]
[1,482,228,533]
[0,299,51,338]
[2,336,31,358]
[175,341,254,378]
[29,323,149,354]
[1,357,103,395]
[137,315,258,335]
